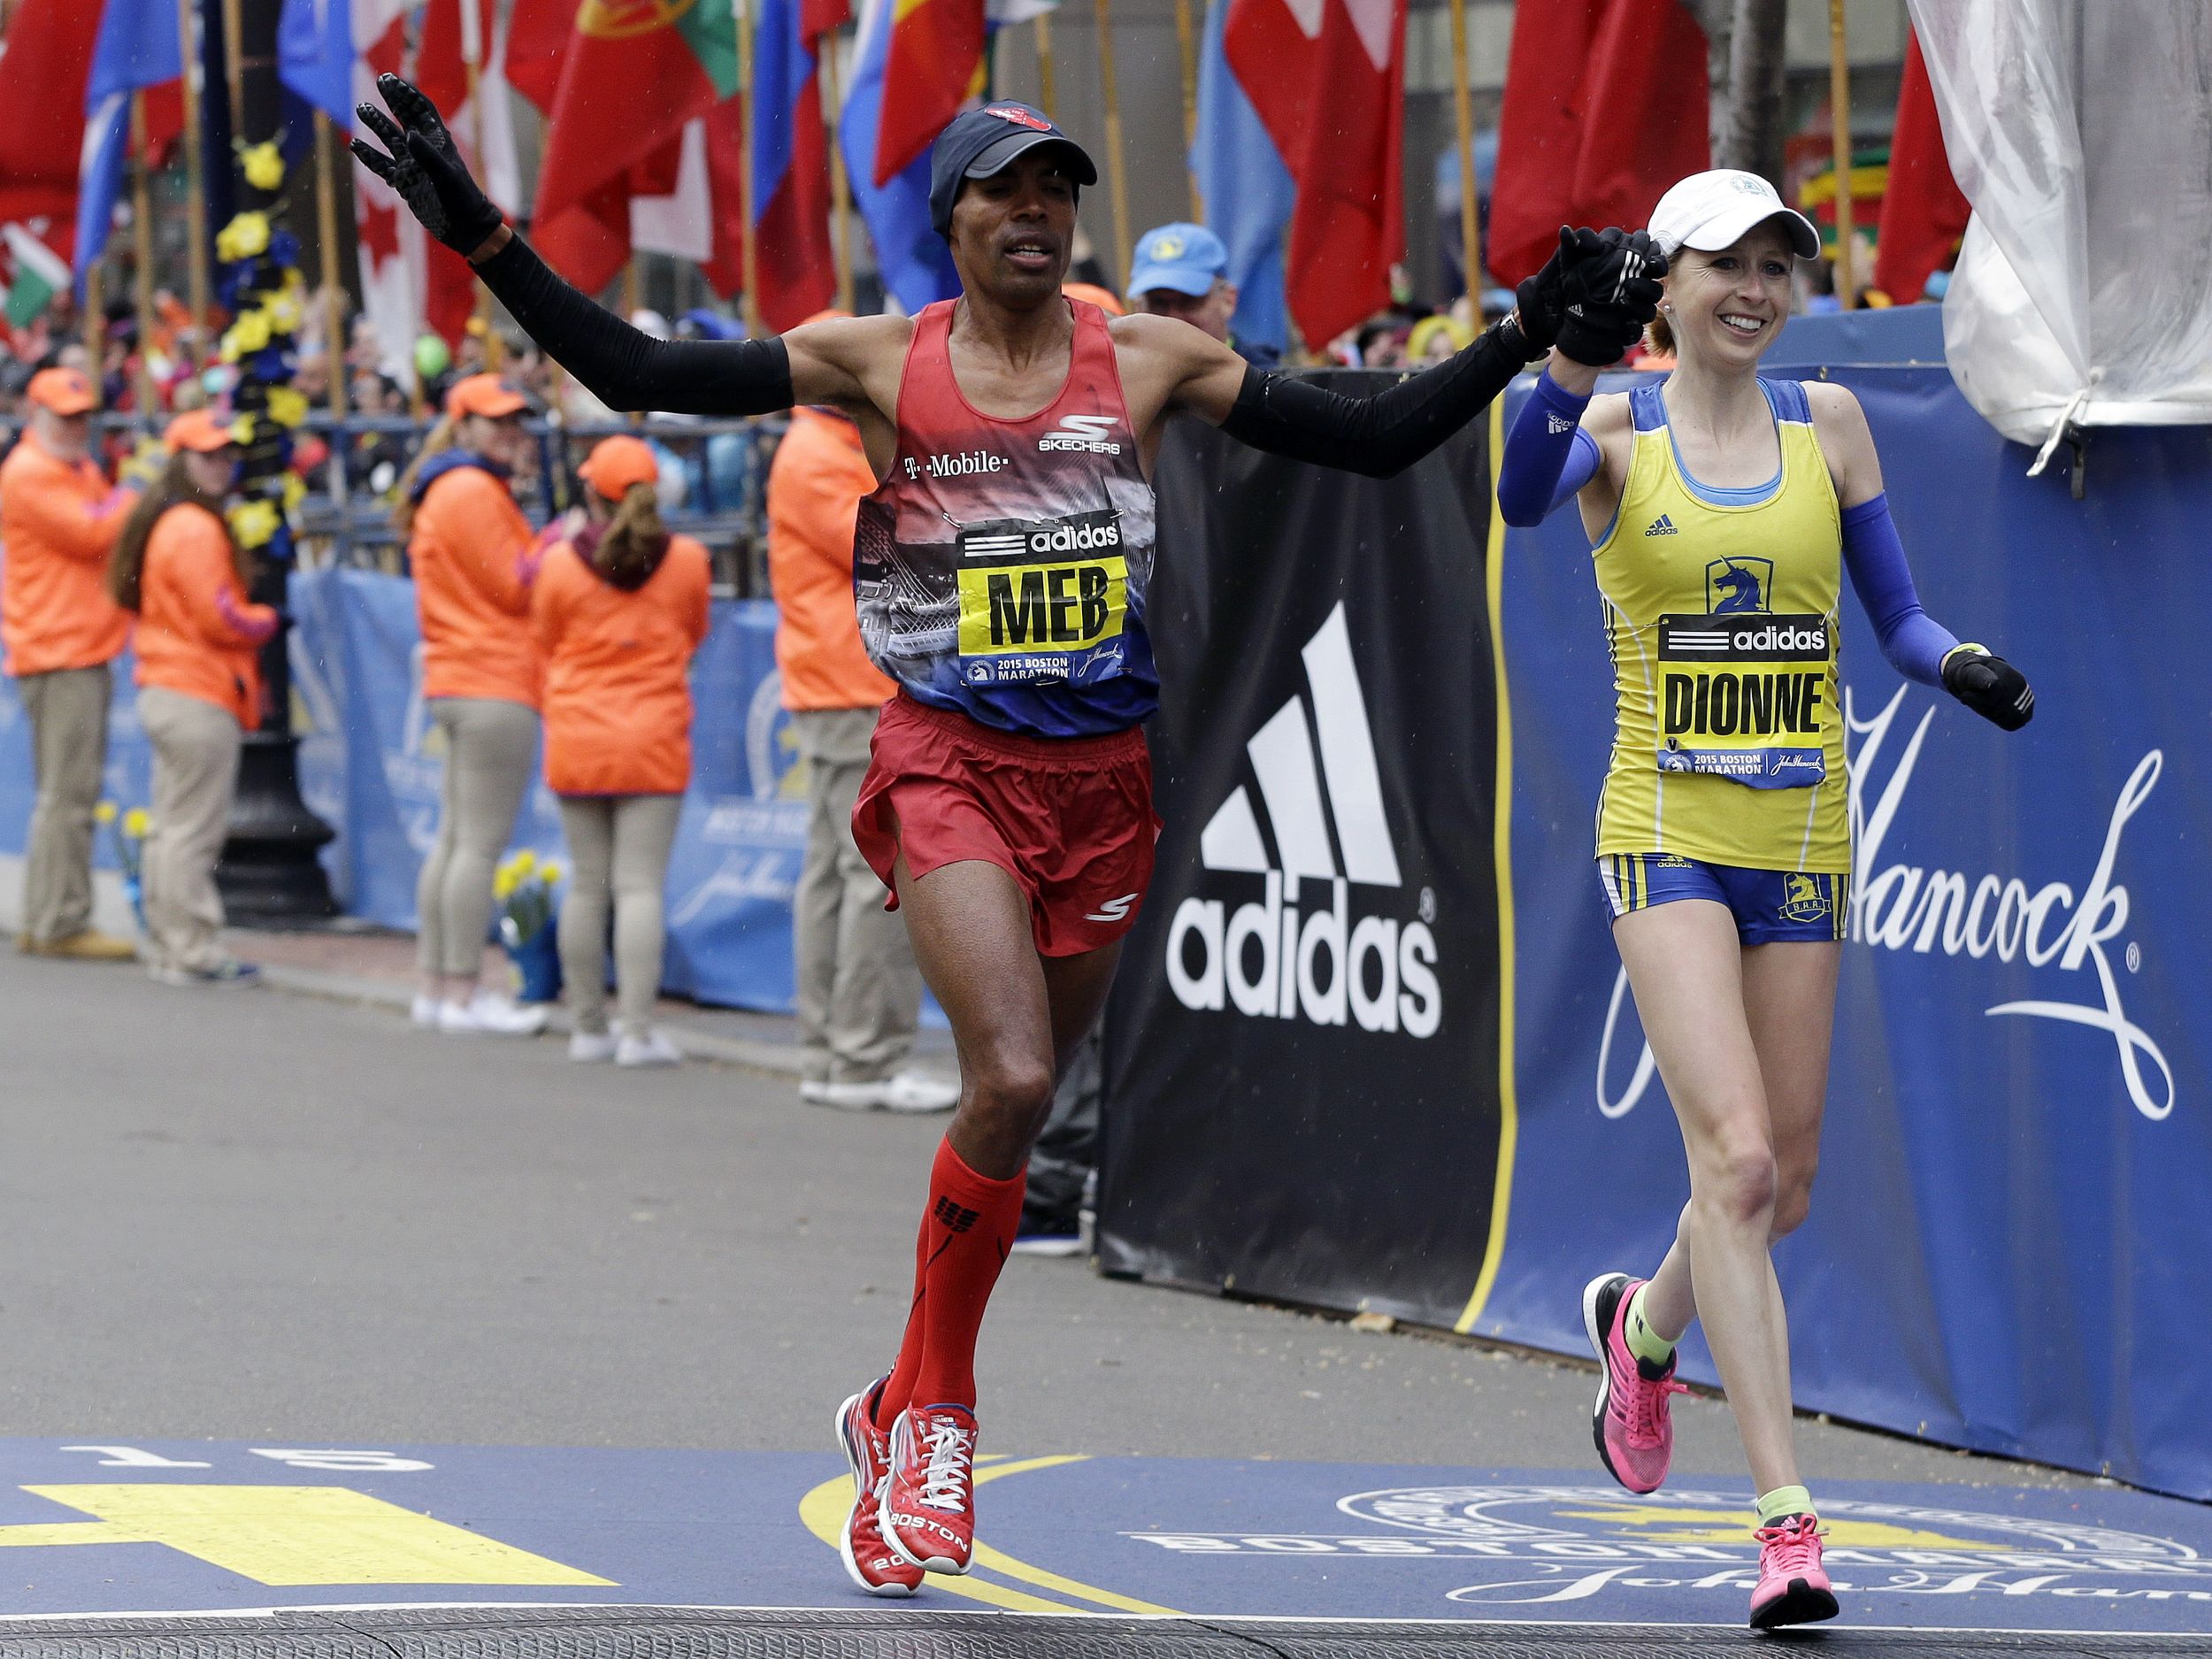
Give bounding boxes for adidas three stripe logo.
[1644,513,1678,536]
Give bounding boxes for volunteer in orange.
[108,411,276,986]
[768,393,948,1113]
[531,435,709,1068]
[0,366,137,960]
[398,372,548,1036]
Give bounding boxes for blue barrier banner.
[1482,366,2212,1501]
[0,653,151,869]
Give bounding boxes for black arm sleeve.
[1217,318,1531,480]
[474,234,795,416]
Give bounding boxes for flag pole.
[1172,0,1200,219]
[220,0,245,133]
[130,93,162,419]
[821,27,855,315]
[458,0,503,368]
[175,0,214,364]
[1092,0,1133,292]
[315,111,349,426]
[1827,0,1855,309]
[734,0,762,336]
[1448,0,1480,298]
[1032,14,1055,120]
[85,259,106,405]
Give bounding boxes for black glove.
[1510,229,1586,361]
[1941,644,2035,730]
[351,73,503,257]
[1555,228,1667,368]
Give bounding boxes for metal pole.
[1032,13,1056,120]
[1827,0,1855,307]
[1093,0,1133,293]
[735,0,762,335]
[821,28,854,314]
[175,0,213,361]
[1172,0,1200,219]
[1448,0,1479,295]
[129,93,161,419]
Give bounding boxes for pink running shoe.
[1582,1272,1691,1494]
[1750,1513,1839,1628]
[879,1403,979,1574]
[833,1381,925,1596]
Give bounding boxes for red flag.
[503,0,575,116]
[1225,0,1407,348]
[802,0,855,42]
[1873,31,1969,304]
[0,0,104,230]
[873,0,983,187]
[1490,0,1709,283]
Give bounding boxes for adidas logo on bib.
[1163,603,1441,1037]
[1645,513,1678,536]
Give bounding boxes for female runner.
[1495,170,2033,1630]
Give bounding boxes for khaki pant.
[557,793,682,1038]
[417,697,540,979]
[19,663,113,944]
[138,686,242,973]
[791,705,921,1084]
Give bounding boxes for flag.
[74,0,185,291]
[277,0,354,127]
[0,0,104,234]
[751,0,837,330]
[1873,29,1969,304]
[352,0,426,386]
[1489,0,1709,284]
[839,0,956,312]
[1192,0,1293,352]
[1224,0,1407,348]
[2,223,72,328]
[872,0,982,187]
[412,0,530,344]
[530,0,747,300]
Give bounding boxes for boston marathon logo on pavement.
[1132,1483,2212,1610]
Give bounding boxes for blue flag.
[277,0,354,128]
[1192,0,1293,352]
[74,0,183,292]
[838,0,958,315]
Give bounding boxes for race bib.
[953,510,1129,687]
[1655,611,1831,787]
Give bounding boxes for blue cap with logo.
[1127,222,1228,299]
[929,102,1098,239]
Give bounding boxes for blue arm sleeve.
[1495,370,1601,526]
[1841,493,1959,687]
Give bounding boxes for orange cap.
[578,434,658,502]
[26,366,97,416]
[1063,281,1125,317]
[164,409,239,454]
[444,373,527,421]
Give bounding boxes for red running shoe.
[1750,1514,1839,1629]
[1582,1272,1691,1494]
[879,1402,979,1574]
[833,1381,924,1596]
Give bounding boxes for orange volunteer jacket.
[0,434,133,676]
[134,502,279,726]
[408,456,542,706]
[765,407,895,710]
[531,533,710,796]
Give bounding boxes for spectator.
[1062,280,1125,317]
[1127,222,1279,367]
[1407,315,1474,365]
[0,366,137,960]
[766,396,952,1113]
[533,436,710,1069]
[398,373,548,1037]
[107,411,275,987]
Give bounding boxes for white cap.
[1648,170,1820,261]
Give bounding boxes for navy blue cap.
[928,102,1097,240]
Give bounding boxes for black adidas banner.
[1099,379,1505,1331]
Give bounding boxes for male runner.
[355,80,1659,1596]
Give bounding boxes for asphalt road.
[0,947,2084,1492]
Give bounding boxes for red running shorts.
[851,695,1159,957]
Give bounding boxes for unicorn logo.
[1778,872,1831,924]
[1705,556,1772,614]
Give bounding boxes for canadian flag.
[1224,0,1406,348]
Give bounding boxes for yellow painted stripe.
[969,1538,1179,1616]
[1456,396,1522,1336]
[0,1521,144,1548]
[21,1486,613,1586]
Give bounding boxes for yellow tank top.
[1590,377,1849,873]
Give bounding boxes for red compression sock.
[874,1137,1025,1426]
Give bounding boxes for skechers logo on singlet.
[1037,413,1123,454]
[904,449,1008,480]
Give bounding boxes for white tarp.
[1907,0,2212,459]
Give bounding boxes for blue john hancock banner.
[1482,365,2211,1502]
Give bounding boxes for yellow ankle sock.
[1624,1284,1678,1368]
[1756,1485,1814,1526]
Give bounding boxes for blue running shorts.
[1597,853,1850,945]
